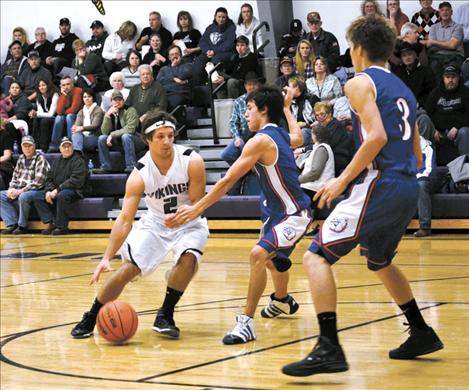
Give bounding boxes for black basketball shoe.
[260,293,299,318]
[282,336,349,376]
[389,326,443,359]
[71,312,96,338]
[152,310,180,338]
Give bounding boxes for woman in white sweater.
[236,3,263,53]
[102,21,138,75]
[29,78,58,151]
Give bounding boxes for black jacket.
[51,33,80,65]
[394,62,435,107]
[224,52,259,80]
[425,81,469,131]
[305,29,341,72]
[86,31,109,59]
[44,151,89,198]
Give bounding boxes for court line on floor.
[0,303,445,389]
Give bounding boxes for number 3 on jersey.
[396,98,411,141]
[163,196,178,214]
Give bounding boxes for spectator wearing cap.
[25,27,54,67]
[86,20,109,60]
[393,41,436,142]
[304,12,341,73]
[19,50,52,101]
[96,90,143,174]
[216,35,260,98]
[425,64,469,163]
[71,88,104,152]
[236,3,263,54]
[71,39,109,92]
[136,11,173,52]
[411,0,440,41]
[391,22,429,68]
[46,18,80,78]
[421,2,464,78]
[220,71,262,195]
[278,19,305,58]
[42,136,89,235]
[100,71,129,112]
[48,77,82,152]
[275,56,297,89]
[0,135,51,234]
[156,45,193,110]
[0,41,28,92]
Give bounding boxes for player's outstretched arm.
[91,171,144,284]
[314,75,388,209]
[283,86,304,149]
[168,138,265,227]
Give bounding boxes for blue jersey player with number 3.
[282,15,444,377]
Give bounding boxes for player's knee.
[117,262,141,283]
[303,251,327,269]
[249,246,268,267]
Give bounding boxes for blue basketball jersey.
[254,124,311,219]
[351,66,417,176]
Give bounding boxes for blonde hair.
[294,39,315,77]
[12,27,29,45]
[117,21,138,41]
[72,39,86,51]
[314,101,333,114]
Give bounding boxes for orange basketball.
[97,301,138,343]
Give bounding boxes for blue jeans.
[301,127,312,147]
[417,179,434,230]
[49,114,77,151]
[455,126,469,156]
[0,189,52,228]
[72,133,99,152]
[98,133,147,171]
[221,139,245,195]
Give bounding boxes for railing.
[253,21,270,55]
[207,62,227,145]
[169,104,186,138]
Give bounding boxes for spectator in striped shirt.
[0,135,52,234]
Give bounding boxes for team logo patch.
[329,217,348,233]
[282,227,296,241]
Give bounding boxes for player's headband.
[144,120,176,134]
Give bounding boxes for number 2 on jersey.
[163,196,178,214]
[396,98,411,141]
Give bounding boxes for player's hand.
[164,213,180,229]
[173,205,199,226]
[91,259,114,284]
[314,178,348,209]
[282,86,294,109]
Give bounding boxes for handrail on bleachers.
[253,21,270,55]
[207,62,227,145]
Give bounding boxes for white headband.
[143,120,176,134]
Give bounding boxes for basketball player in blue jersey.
[71,111,209,339]
[167,86,313,344]
[282,15,444,377]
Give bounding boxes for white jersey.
[136,144,198,223]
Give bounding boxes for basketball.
[96,301,138,343]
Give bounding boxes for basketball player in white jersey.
[71,111,209,339]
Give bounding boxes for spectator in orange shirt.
[47,76,82,152]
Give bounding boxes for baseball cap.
[438,2,452,9]
[90,20,104,29]
[307,12,321,23]
[290,19,302,32]
[111,90,124,100]
[21,135,35,145]
[396,41,422,56]
[60,136,73,147]
[443,64,460,76]
[59,17,70,25]
[27,50,40,59]
[280,56,293,66]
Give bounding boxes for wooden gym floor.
[1,233,468,389]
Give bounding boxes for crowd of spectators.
[0,0,468,234]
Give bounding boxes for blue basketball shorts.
[308,170,418,270]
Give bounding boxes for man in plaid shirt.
[0,135,52,234]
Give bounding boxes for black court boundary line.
[0,303,445,388]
